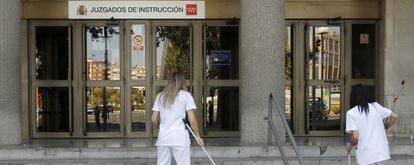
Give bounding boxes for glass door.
[83,22,124,137]
[203,22,240,137]
[125,21,150,137]
[151,22,194,136]
[30,22,74,138]
[347,22,378,110]
[304,24,345,136]
[283,21,379,136]
[285,24,295,131]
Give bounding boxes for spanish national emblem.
[77,5,87,16]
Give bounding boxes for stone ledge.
[1,156,414,165]
[0,144,413,160]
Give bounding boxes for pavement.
[0,137,413,165]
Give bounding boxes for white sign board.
[69,1,205,19]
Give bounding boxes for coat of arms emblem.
[77,5,87,16]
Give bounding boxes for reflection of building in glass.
[87,58,104,80]
[307,28,342,124]
[284,86,291,118]
[110,64,120,80]
[86,58,119,80]
[156,66,161,79]
[284,27,293,125]
[316,30,341,81]
[131,66,146,79]
[35,88,41,110]
[158,39,168,79]
[319,31,340,95]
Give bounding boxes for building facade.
[0,0,413,145]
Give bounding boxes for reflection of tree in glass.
[156,26,190,79]
[206,27,221,80]
[88,26,118,42]
[132,89,146,110]
[91,88,102,106]
[206,27,221,49]
[285,51,292,80]
[91,87,120,111]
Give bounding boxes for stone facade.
[240,0,285,144]
[0,0,21,145]
[382,0,414,136]
[0,0,413,144]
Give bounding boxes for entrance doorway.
[83,22,125,137]
[29,19,378,138]
[202,22,240,137]
[284,21,379,136]
[304,25,344,135]
[29,20,240,138]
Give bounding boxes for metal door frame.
[124,20,151,138]
[344,20,380,110]
[29,21,75,138]
[80,20,125,138]
[201,21,240,137]
[294,21,346,136]
[150,21,199,137]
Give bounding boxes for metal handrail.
[266,93,304,165]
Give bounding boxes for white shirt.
[346,102,392,165]
[152,90,197,147]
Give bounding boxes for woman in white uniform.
[346,85,399,165]
[151,73,204,165]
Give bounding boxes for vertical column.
[240,0,285,144]
[0,0,21,145]
[381,0,414,136]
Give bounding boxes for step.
[0,145,413,164]
[1,137,413,164]
[1,156,414,165]
[0,144,413,160]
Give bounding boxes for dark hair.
[350,85,373,114]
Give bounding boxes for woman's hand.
[196,136,204,147]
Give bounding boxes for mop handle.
[345,133,352,165]
[392,79,406,109]
[184,123,216,165]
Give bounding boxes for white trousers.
[157,146,191,165]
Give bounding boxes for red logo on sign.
[186,4,197,15]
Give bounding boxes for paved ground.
[0,137,412,165]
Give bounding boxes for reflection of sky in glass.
[288,27,291,40]
[316,27,340,34]
[309,27,314,50]
[286,26,291,50]
[131,25,145,67]
[329,27,340,34]
[86,27,120,65]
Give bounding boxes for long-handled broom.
[183,119,216,165]
[345,132,352,165]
